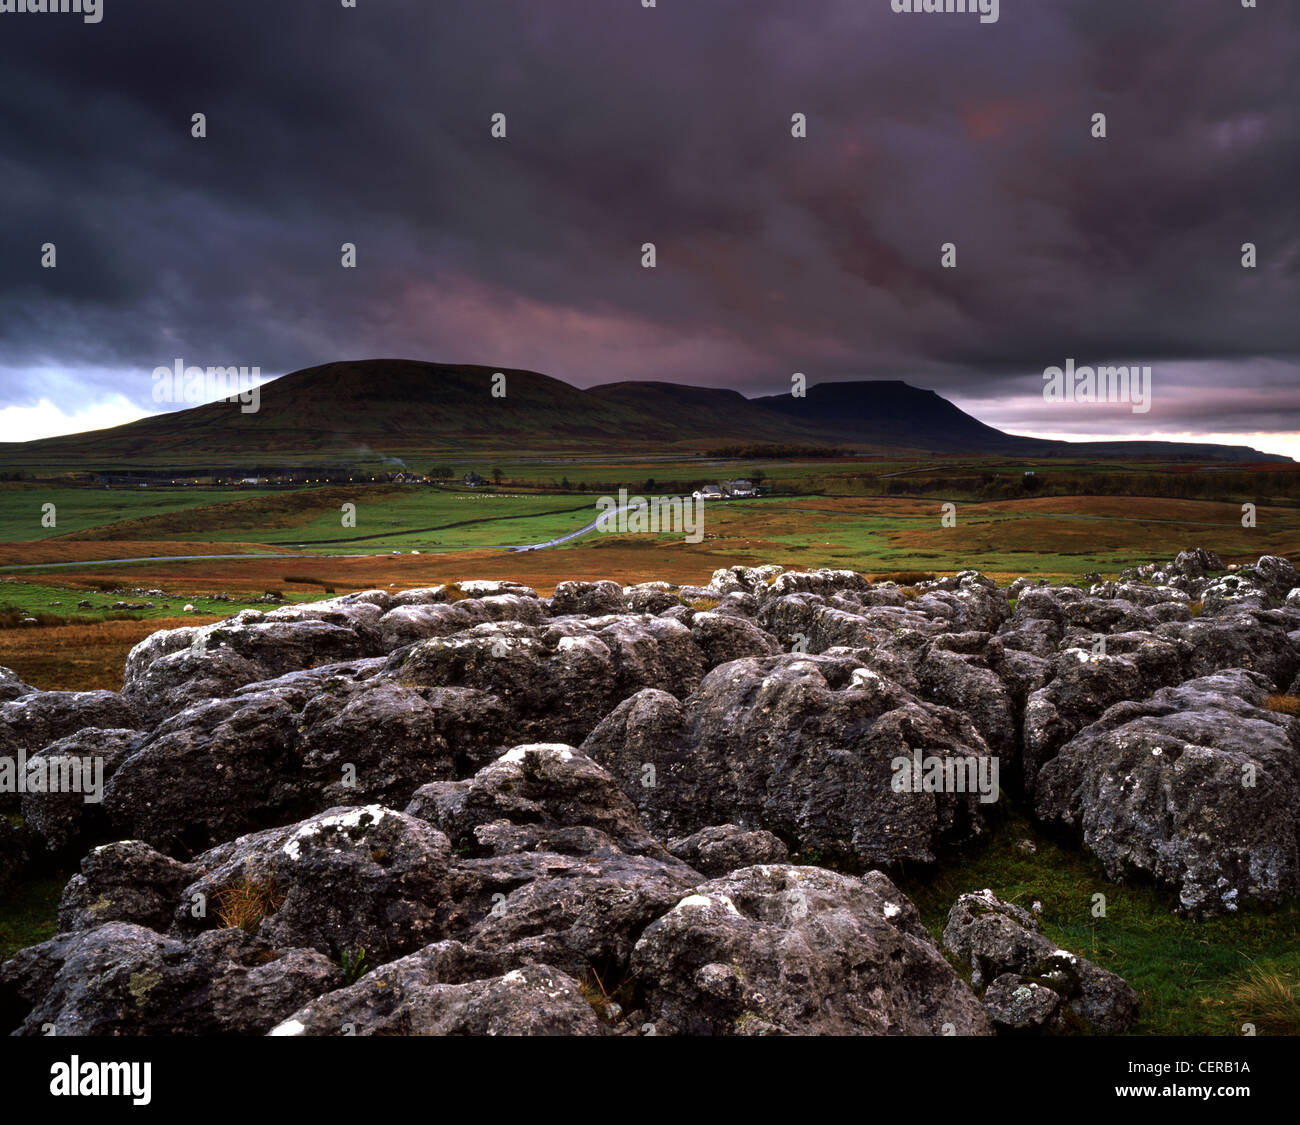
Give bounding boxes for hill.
[753,380,1039,454]
[0,359,1287,470]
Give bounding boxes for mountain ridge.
[0,359,1288,468]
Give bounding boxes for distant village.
[82,468,767,497]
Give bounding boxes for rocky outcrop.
[57,840,198,933]
[122,606,384,724]
[2,551,1293,1034]
[385,616,710,748]
[0,690,140,763]
[172,806,453,962]
[404,743,669,858]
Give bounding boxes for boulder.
[122,611,382,721]
[407,746,703,981]
[666,825,790,877]
[0,665,36,703]
[982,973,1064,1033]
[632,866,991,1035]
[448,849,700,982]
[943,889,1139,1033]
[689,612,781,666]
[1021,633,1190,796]
[1035,669,1300,916]
[378,594,547,649]
[297,680,508,807]
[1155,614,1297,690]
[0,922,339,1036]
[582,653,998,866]
[623,582,680,615]
[20,729,143,853]
[105,689,310,851]
[173,806,453,964]
[549,580,626,617]
[57,840,199,933]
[0,691,140,758]
[404,743,667,858]
[386,616,706,747]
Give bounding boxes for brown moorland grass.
[886,498,1300,561]
[763,497,936,516]
[959,495,1271,520]
[0,616,220,691]
[0,539,292,568]
[8,529,1286,607]
[14,545,765,597]
[766,491,1296,526]
[1264,695,1300,716]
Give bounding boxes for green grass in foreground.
[896,807,1300,1035]
[0,869,69,964]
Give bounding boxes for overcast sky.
[1,1,1297,456]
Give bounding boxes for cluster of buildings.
[692,479,760,500]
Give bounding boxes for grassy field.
[22,486,594,551]
[0,578,321,620]
[0,489,1296,598]
[2,455,1296,576]
[0,484,283,540]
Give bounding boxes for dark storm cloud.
[0,0,1296,439]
